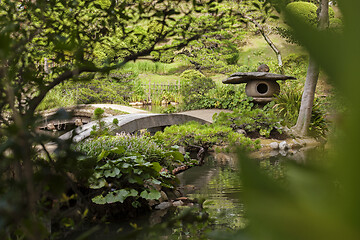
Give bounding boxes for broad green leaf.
[140,189,161,200]
[134,169,143,175]
[90,178,107,189]
[104,168,121,178]
[92,195,106,204]
[97,149,109,161]
[151,162,162,172]
[110,146,125,156]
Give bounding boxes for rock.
[279,141,289,151]
[155,202,173,210]
[159,191,168,202]
[269,150,279,157]
[46,123,55,131]
[74,118,83,126]
[174,189,183,198]
[178,146,186,155]
[223,72,296,84]
[290,139,302,149]
[279,149,287,156]
[172,200,184,207]
[148,199,158,207]
[269,142,279,149]
[236,129,247,135]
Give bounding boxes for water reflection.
[177,153,247,230]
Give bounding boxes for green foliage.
[178,27,245,73]
[274,84,328,137]
[193,85,248,110]
[74,133,187,206]
[89,148,172,205]
[277,2,338,45]
[36,87,77,111]
[286,2,320,26]
[213,102,282,138]
[72,71,141,104]
[153,121,259,152]
[93,108,105,120]
[123,60,188,75]
[75,133,178,168]
[180,70,216,108]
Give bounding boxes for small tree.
[291,0,329,136]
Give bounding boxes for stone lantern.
[222,65,296,103]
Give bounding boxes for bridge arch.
[59,113,210,143]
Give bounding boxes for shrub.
[273,84,328,137]
[64,71,141,105]
[213,102,283,138]
[153,121,259,152]
[180,70,216,107]
[286,2,335,26]
[74,133,186,207]
[74,133,173,168]
[277,2,337,45]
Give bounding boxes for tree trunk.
[292,0,329,136]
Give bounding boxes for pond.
[64,150,312,240]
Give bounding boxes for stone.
[148,199,158,207]
[74,118,83,126]
[236,129,247,135]
[155,202,172,210]
[178,146,186,155]
[172,200,184,207]
[46,123,55,131]
[279,149,287,156]
[290,139,302,149]
[279,141,289,151]
[269,142,279,149]
[160,191,168,202]
[174,189,183,198]
[223,72,296,84]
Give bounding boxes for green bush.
[74,133,187,206]
[274,84,328,137]
[213,102,283,138]
[68,71,141,105]
[180,70,216,107]
[75,134,173,168]
[286,2,335,26]
[153,121,259,152]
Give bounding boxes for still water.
[65,151,299,239]
[176,153,247,230]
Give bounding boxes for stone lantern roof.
[222,72,297,84]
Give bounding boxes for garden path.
[178,109,232,123]
[88,104,149,114]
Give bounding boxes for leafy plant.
[274,84,328,137]
[180,70,216,108]
[75,133,183,168]
[89,147,173,206]
[74,134,186,206]
[153,121,259,154]
[213,102,283,138]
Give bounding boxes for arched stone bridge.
[59,113,211,143]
